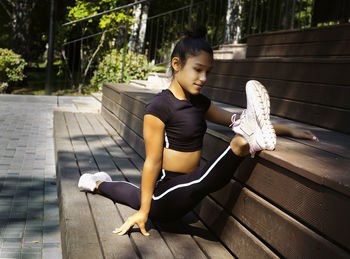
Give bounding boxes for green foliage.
[0,48,27,92]
[66,0,131,33]
[89,49,154,92]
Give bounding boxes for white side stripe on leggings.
[152,146,231,200]
[113,180,139,189]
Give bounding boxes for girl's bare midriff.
[162,148,201,173]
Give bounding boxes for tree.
[128,0,150,53]
[224,0,242,44]
[0,0,38,60]
[62,0,133,93]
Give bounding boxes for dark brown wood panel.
[211,59,350,86]
[102,107,146,158]
[54,111,104,259]
[247,23,350,46]
[181,212,235,259]
[194,197,279,259]
[103,84,122,104]
[232,158,350,250]
[211,181,350,258]
[269,98,350,134]
[103,95,144,136]
[94,114,145,171]
[204,85,350,133]
[121,92,149,119]
[205,74,350,110]
[247,41,350,58]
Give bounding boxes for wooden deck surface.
[54,109,235,259]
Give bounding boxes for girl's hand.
[113,210,150,236]
[290,128,319,142]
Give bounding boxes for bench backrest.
[203,24,350,134]
[246,23,350,58]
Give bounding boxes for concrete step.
[214,44,247,60]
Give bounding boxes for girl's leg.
[149,135,248,221]
[97,181,141,210]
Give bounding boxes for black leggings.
[98,146,243,221]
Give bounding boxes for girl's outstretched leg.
[98,181,141,210]
[78,172,141,210]
[231,80,276,157]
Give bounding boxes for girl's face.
[172,51,213,96]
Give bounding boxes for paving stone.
[0,95,98,258]
[0,251,21,258]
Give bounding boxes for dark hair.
[170,24,213,76]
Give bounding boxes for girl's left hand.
[290,128,319,141]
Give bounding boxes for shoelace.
[229,112,244,129]
[229,113,238,128]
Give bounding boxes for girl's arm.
[113,114,165,236]
[273,123,319,141]
[206,103,319,141]
[205,102,234,126]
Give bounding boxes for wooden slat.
[203,86,350,134]
[54,111,104,259]
[94,114,144,171]
[194,197,279,259]
[181,212,235,259]
[211,181,350,258]
[117,204,175,259]
[102,106,146,159]
[247,41,350,58]
[233,158,350,250]
[247,23,350,46]
[205,75,350,110]
[211,59,350,86]
[103,95,144,136]
[203,125,350,198]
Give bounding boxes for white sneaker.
[231,80,276,158]
[93,171,112,182]
[78,173,98,192]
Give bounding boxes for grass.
[8,62,168,96]
[9,67,94,96]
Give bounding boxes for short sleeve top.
[144,89,211,152]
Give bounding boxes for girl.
[78,25,318,236]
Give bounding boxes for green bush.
[89,49,154,92]
[0,48,27,93]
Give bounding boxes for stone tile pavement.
[0,94,100,259]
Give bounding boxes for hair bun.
[185,24,207,39]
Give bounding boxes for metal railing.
[57,0,349,93]
[145,0,227,64]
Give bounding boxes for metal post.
[189,0,194,27]
[45,0,55,95]
[121,20,129,83]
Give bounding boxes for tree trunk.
[8,0,37,60]
[136,1,149,53]
[224,0,242,44]
[128,0,142,52]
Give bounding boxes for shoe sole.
[246,80,276,150]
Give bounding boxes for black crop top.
[144,89,211,152]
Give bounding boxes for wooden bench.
[246,23,350,58]
[203,23,350,134]
[54,108,235,259]
[100,82,350,258]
